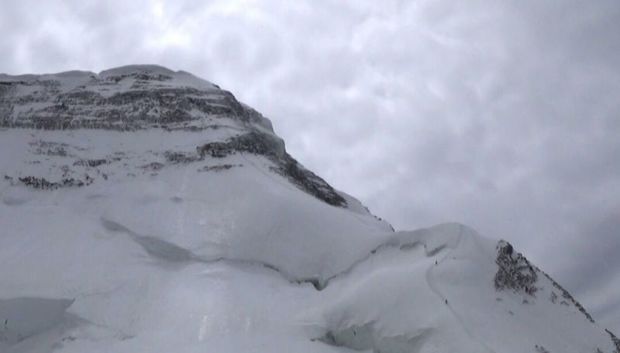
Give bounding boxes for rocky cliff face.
[0,65,270,132]
[0,65,346,207]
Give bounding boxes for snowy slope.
[0,65,618,353]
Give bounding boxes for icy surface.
[0,66,617,353]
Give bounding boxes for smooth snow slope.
[0,65,618,353]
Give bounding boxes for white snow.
[294,224,613,353]
[0,128,615,353]
[0,66,617,353]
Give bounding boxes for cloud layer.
[1,0,619,332]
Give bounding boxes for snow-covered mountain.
[0,65,617,353]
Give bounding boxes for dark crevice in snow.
[100,217,431,292]
[101,218,196,264]
[100,217,319,287]
[130,234,195,263]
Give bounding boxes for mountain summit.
[0,64,351,207]
[0,65,617,353]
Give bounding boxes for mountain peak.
[0,65,361,208]
[0,66,616,353]
[0,64,240,131]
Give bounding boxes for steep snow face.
[0,129,391,286]
[0,66,617,353]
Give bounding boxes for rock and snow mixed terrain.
[0,65,617,353]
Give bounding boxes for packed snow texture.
[0,65,617,353]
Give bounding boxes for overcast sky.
[1,0,619,333]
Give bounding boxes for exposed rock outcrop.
[494,240,538,295]
[198,132,346,207]
[0,65,272,132]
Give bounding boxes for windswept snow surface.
[0,66,617,353]
[1,133,616,353]
[0,126,394,352]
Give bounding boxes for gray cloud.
[1,0,619,332]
